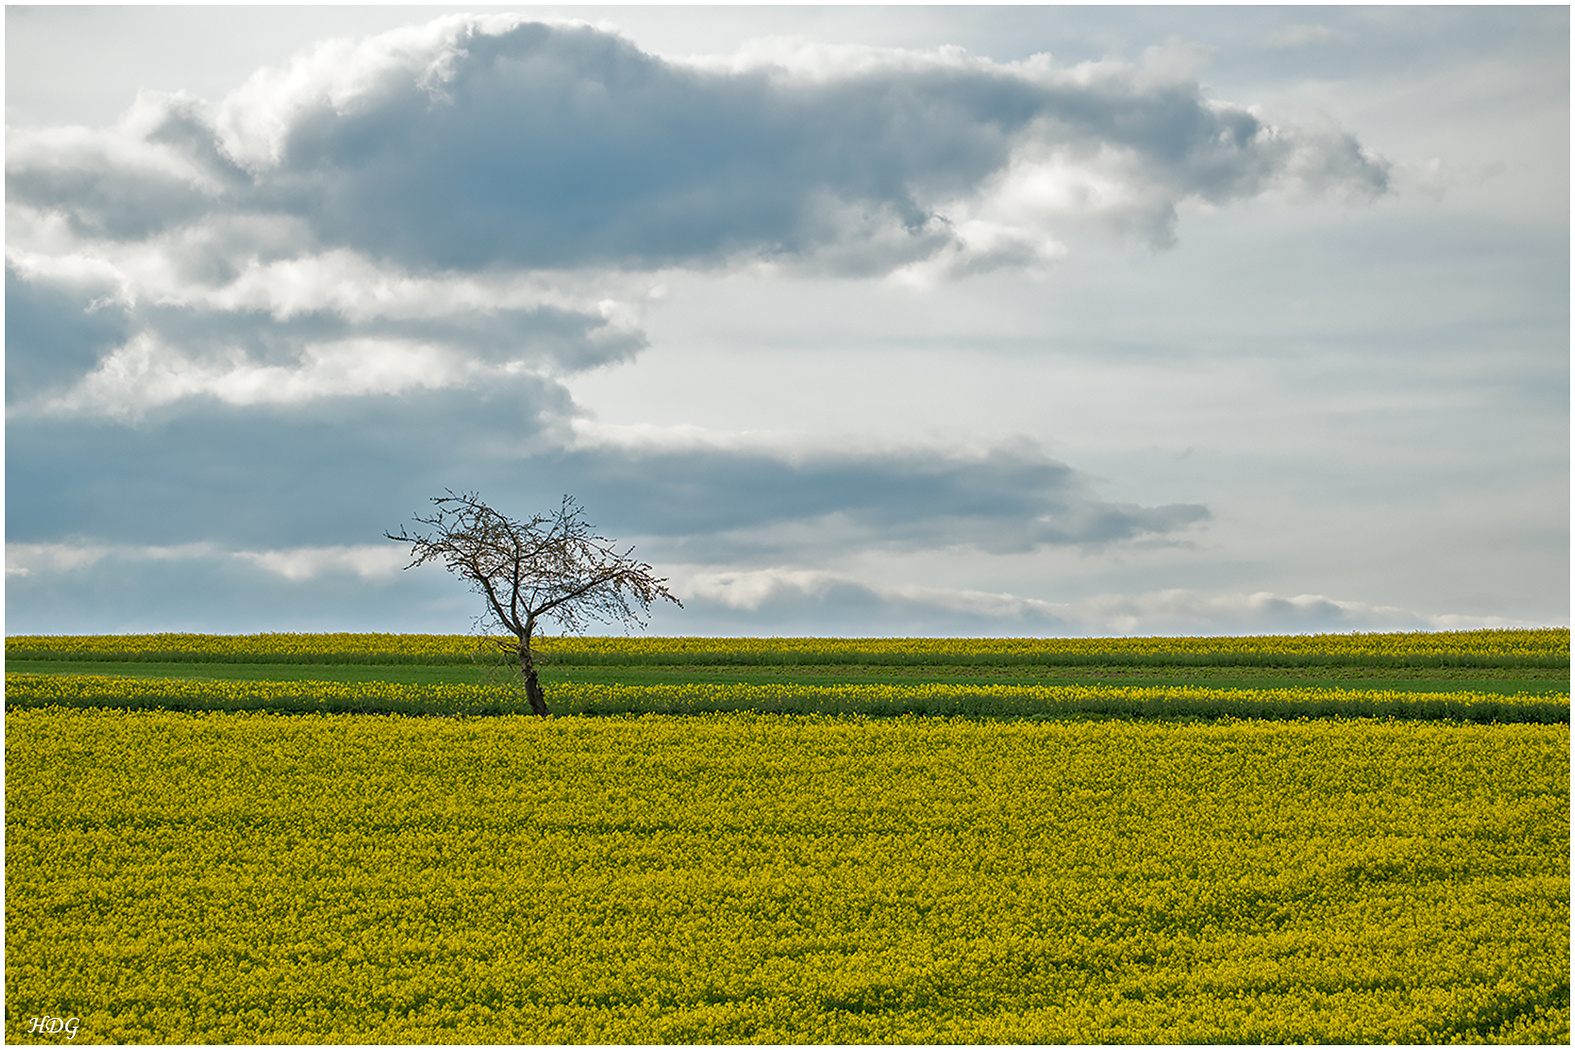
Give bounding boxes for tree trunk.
[517,634,549,717]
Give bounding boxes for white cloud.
[7,541,408,583]
[1068,589,1439,634]
[679,568,852,611]
[685,36,994,83]
[666,566,1535,634]
[1263,24,1339,49]
[6,541,219,577]
[32,333,468,419]
[6,243,649,417]
[6,113,229,199]
[232,545,409,582]
[6,543,109,577]
[212,13,531,171]
[8,230,650,331]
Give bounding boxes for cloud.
[529,439,1211,557]
[7,395,1207,561]
[5,15,1391,425]
[3,255,645,418]
[3,541,468,635]
[4,379,572,549]
[8,540,1526,638]
[6,540,404,583]
[659,568,1534,636]
[1263,24,1340,49]
[4,13,1426,640]
[4,263,133,401]
[678,567,1067,622]
[1062,589,1456,635]
[9,15,1389,271]
[230,544,409,582]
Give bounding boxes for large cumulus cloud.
[9,15,1389,274]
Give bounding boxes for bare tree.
[385,491,681,716]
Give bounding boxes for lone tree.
[386,491,681,716]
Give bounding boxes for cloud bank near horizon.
[4,538,1532,638]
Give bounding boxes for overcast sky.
[5,4,1569,638]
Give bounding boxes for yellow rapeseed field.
[546,627,1569,662]
[6,708,1568,1044]
[5,631,482,662]
[7,627,1568,663]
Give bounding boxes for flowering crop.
[6,672,1567,723]
[4,632,484,663]
[6,709,1567,1043]
[541,627,1570,664]
[6,628,1567,666]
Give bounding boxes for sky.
[4,4,1569,638]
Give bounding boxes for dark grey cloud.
[6,396,1210,632]
[5,378,570,548]
[8,376,1206,565]
[533,442,1209,556]
[8,17,1390,273]
[4,265,133,400]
